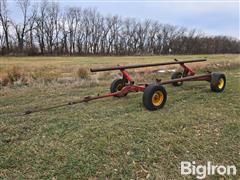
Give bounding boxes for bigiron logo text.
[181,161,237,179]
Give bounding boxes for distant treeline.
[0,0,239,56]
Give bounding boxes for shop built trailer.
[24,58,226,114]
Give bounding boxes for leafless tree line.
[0,0,239,56]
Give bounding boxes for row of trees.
[0,0,239,56]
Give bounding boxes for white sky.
[7,0,240,39]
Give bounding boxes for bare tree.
[65,7,82,54]
[35,0,48,54]
[12,0,32,52]
[0,0,10,53]
[44,1,60,54]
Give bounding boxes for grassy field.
[0,54,240,179]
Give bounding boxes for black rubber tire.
[110,78,127,97]
[143,84,167,111]
[171,72,183,86]
[210,73,226,92]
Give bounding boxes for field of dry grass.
[0,54,240,179]
[0,54,239,88]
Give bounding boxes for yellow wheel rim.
[116,84,123,91]
[152,90,164,106]
[218,78,225,89]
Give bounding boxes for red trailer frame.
[88,59,211,99]
[24,58,226,114]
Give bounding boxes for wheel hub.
[152,91,164,106]
[117,84,123,91]
[218,78,224,89]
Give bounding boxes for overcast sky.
[8,0,240,39]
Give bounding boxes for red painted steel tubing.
[90,59,207,72]
[159,74,211,85]
[120,69,134,82]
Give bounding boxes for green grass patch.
[0,55,240,179]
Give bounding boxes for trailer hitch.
[24,95,100,115]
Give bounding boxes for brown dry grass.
[0,66,27,86]
[76,67,89,79]
[0,55,239,88]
